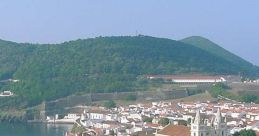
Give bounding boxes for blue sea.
[0,123,73,136]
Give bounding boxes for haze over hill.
[180,36,256,72]
[0,35,258,107]
[1,1,259,66]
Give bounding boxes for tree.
[158,118,169,126]
[71,124,86,134]
[109,130,115,136]
[103,100,116,109]
[242,94,258,103]
[187,118,192,125]
[142,116,153,123]
[1,36,259,109]
[209,83,230,98]
[233,129,256,136]
[125,94,137,101]
[177,120,187,126]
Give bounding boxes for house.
[0,91,14,97]
[127,124,143,135]
[65,114,79,119]
[86,109,117,120]
[8,79,20,83]
[143,122,160,129]
[127,112,142,120]
[155,124,190,136]
[79,108,118,127]
[120,116,130,123]
[102,121,121,135]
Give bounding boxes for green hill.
[0,36,258,107]
[180,36,259,76]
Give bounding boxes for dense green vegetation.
[177,120,188,126]
[0,40,36,80]
[210,83,259,103]
[125,94,137,101]
[241,94,259,103]
[0,36,259,108]
[181,36,259,77]
[103,100,116,109]
[209,83,232,98]
[71,124,86,134]
[0,111,26,123]
[158,118,170,126]
[142,116,153,123]
[233,129,256,136]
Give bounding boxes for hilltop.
[0,36,258,107]
[180,36,258,76]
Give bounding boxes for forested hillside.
[180,36,259,76]
[0,36,258,107]
[0,40,36,80]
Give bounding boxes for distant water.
[0,123,73,136]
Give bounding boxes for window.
[222,131,224,136]
[201,133,203,136]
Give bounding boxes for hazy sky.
[0,0,259,65]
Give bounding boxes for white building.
[146,75,226,84]
[0,91,14,97]
[64,113,79,119]
[79,109,118,127]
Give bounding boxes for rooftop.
[146,75,223,80]
[157,125,190,136]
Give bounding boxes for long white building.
[0,91,14,97]
[146,75,226,84]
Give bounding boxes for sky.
[0,0,259,65]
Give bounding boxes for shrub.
[103,100,116,109]
[159,118,169,126]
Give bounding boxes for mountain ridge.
[180,36,255,66]
[0,35,258,107]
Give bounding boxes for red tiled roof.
[93,128,103,135]
[144,123,160,128]
[157,125,190,136]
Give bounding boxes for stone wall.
[46,89,190,115]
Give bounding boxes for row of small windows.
[90,114,102,119]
